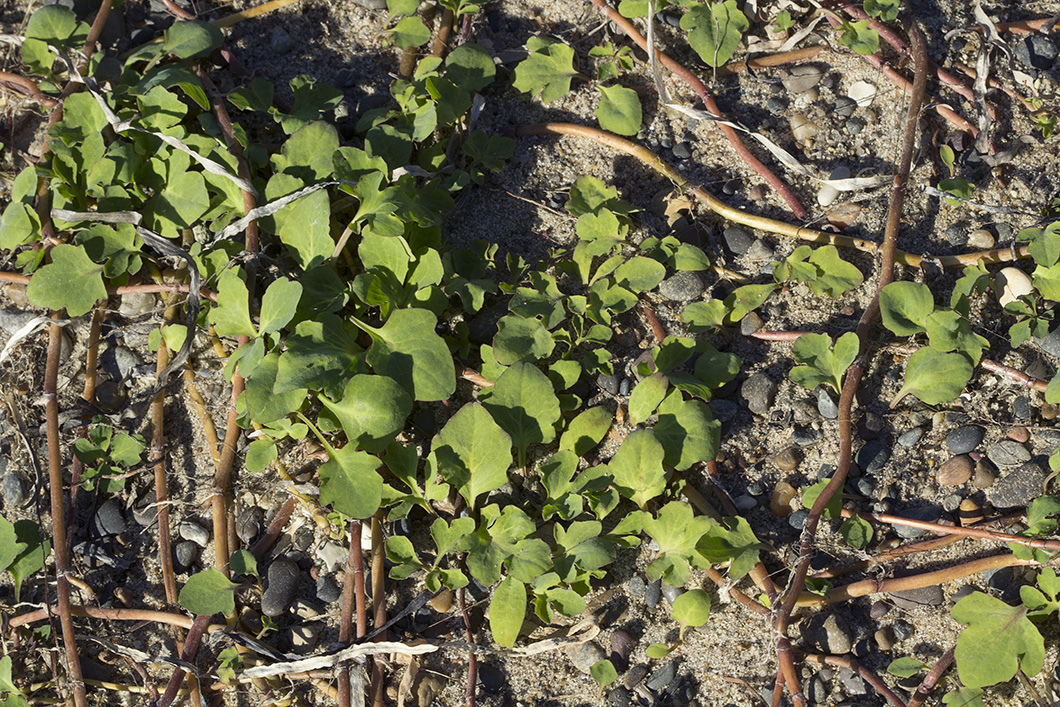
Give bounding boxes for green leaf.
[164,21,223,59]
[653,391,719,471]
[595,85,642,136]
[951,592,1045,688]
[643,501,714,586]
[490,577,526,648]
[432,403,513,508]
[259,277,302,336]
[672,589,711,627]
[681,0,750,67]
[25,5,76,43]
[609,429,666,509]
[0,655,20,695]
[481,363,561,468]
[318,445,384,519]
[939,177,974,204]
[891,347,973,407]
[942,687,985,707]
[864,0,900,21]
[789,332,858,394]
[229,549,258,577]
[924,310,988,365]
[591,659,618,687]
[837,19,879,55]
[512,38,578,103]
[263,173,333,270]
[26,244,106,317]
[0,202,41,250]
[886,657,926,677]
[460,505,550,584]
[725,283,775,323]
[879,281,934,336]
[137,86,188,130]
[839,515,873,549]
[228,78,274,112]
[245,438,277,473]
[682,299,727,331]
[559,407,612,456]
[692,343,740,389]
[146,169,211,231]
[807,245,863,297]
[244,354,308,424]
[361,308,456,402]
[272,121,341,182]
[696,515,761,579]
[8,521,49,601]
[645,643,671,659]
[1024,496,1060,536]
[614,255,665,293]
[446,44,496,92]
[0,516,27,574]
[801,479,842,520]
[492,315,555,365]
[628,373,668,425]
[209,269,256,338]
[179,568,238,616]
[276,315,361,396]
[391,16,430,48]
[320,375,413,453]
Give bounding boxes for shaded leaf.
[178,568,238,616]
[319,445,384,519]
[432,403,512,508]
[490,577,525,648]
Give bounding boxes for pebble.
[987,462,1046,509]
[874,627,895,650]
[856,440,890,475]
[353,0,388,8]
[564,641,607,674]
[766,96,789,115]
[628,574,646,597]
[844,117,865,136]
[101,346,141,383]
[897,427,924,448]
[986,440,1031,466]
[316,574,341,604]
[890,585,944,609]
[893,507,939,540]
[951,585,977,605]
[1042,403,1058,420]
[722,179,740,196]
[596,372,621,395]
[770,481,797,517]
[740,311,764,336]
[996,267,1034,308]
[92,498,127,537]
[783,64,825,94]
[834,96,857,118]
[982,566,1013,592]
[734,494,757,511]
[792,427,822,446]
[817,166,850,207]
[672,142,692,160]
[869,601,890,619]
[610,629,636,664]
[946,425,984,454]
[1013,395,1031,421]
[827,202,862,229]
[723,226,754,256]
[646,661,677,692]
[748,185,766,201]
[972,459,998,488]
[289,625,320,654]
[936,455,974,485]
[661,584,683,605]
[816,389,838,419]
[789,510,809,530]
[94,381,125,411]
[789,113,820,142]
[132,489,157,527]
[801,613,852,654]
[710,399,738,421]
[1015,34,1058,70]
[0,309,39,336]
[747,238,774,261]
[793,401,817,425]
[807,676,828,705]
[236,507,263,544]
[174,541,200,572]
[645,579,662,608]
[262,557,301,617]
[607,686,632,707]
[178,521,210,548]
[958,499,983,526]
[1037,325,1060,358]
[892,620,914,641]
[847,80,877,106]
[624,663,649,689]
[855,477,875,498]
[1009,426,1030,443]
[966,229,995,249]
[839,668,869,696]
[118,292,156,318]
[741,373,777,415]
[858,411,886,440]
[269,27,293,54]
[657,271,706,302]
[1,472,27,508]
[772,447,802,472]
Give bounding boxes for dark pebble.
[766,96,789,115]
[656,11,681,28]
[972,459,998,488]
[596,372,621,395]
[792,426,822,446]
[839,667,869,696]
[986,440,1031,466]
[101,345,142,383]
[722,179,740,196]
[893,506,939,540]
[789,510,809,530]
[844,117,865,136]
[987,462,1047,510]
[741,373,777,415]
[869,601,890,619]
[478,663,505,694]
[817,389,838,419]
[610,628,636,663]
[807,676,828,704]
[858,411,886,439]
[710,399,738,422]
[855,478,875,498]
[646,660,677,692]
[236,507,263,544]
[982,566,1013,592]
[950,585,977,605]
[856,440,890,475]
[261,557,301,617]
[897,427,924,447]
[132,489,157,527]
[1015,34,1058,70]
[889,585,944,609]
[1013,395,1031,421]
[269,27,293,54]
[1,472,27,508]
[834,96,857,118]
[316,574,341,603]
[657,271,706,302]
[946,425,984,454]
[607,686,632,707]
[892,620,914,640]
[645,579,662,609]
[624,664,649,688]
[92,498,127,537]
[747,481,764,496]
[672,142,692,160]
[801,613,852,654]
[174,541,200,572]
[661,583,683,605]
[723,226,754,256]
[628,574,646,596]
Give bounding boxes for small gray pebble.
[789,510,809,530]
[1015,34,1058,70]
[892,620,914,640]
[1013,395,1031,421]
[657,271,706,302]
[261,557,301,617]
[834,96,857,118]
[946,425,984,454]
[987,462,1047,509]
[656,11,681,28]
[893,506,939,540]
[801,613,851,654]
[766,96,789,115]
[645,579,662,608]
[855,478,875,498]
[869,601,890,619]
[316,575,341,603]
[982,566,1013,591]
[118,293,156,318]
[817,389,838,419]
[792,426,822,446]
[628,574,646,597]
[734,494,757,511]
[723,226,754,256]
[661,583,684,605]
[596,372,621,395]
[897,426,924,447]
[236,507,263,544]
[92,498,127,537]
[746,238,774,261]
[722,179,740,196]
[986,440,1031,466]
[610,628,637,662]
[1036,325,1060,358]
[1,473,27,508]
[747,481,764,496]
[607,686,632,707]
[839,667,869,696]
[942,494,963,512]
[564,641,607,674]
[740,311,764,336]
[844,117,865,136]
[645,660,677,692]
[889,585,944,608]
[352,0,388,8]
[856,440,890,474]
[782,64,824,94]
[269,27,293,54]
[741,373,777,415]
[672,142,692,160]
[179,521,210,548]
[174,541,200,572]
[807,676,828,704]
[101,346,141,383]
[950,585,977,605]
[132,489,157,527]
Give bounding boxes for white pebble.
[995,267,1034,308]
[848,80,877,106]
[817,166,851,207]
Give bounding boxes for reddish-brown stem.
[640,300,667,342]
[0,273,219,301]
[852,509,1060,550]
[798,652,908,707]
[157,614,211,707]
[68,308,103,536]
[371,513,386,707]
[153,298,180,606]
[586,0,808,219]
[459,587,478,707]
[907,646,955,707]
[248,497,297,559]
[715,46,827,77]
[980,358,1048,392]
[432,7,455,57]
[990,18,1058,34]
[339,520,367,707]
[160,0,195,20]
[0,71,59,107]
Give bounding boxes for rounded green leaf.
[693,343,741,389]
[591,659,618,688]
[320,375,413,453]
[952,592,1045,688]
[229,549,258,577]
[178,568,238,616]
[839,515,873,549]
[614,255,665,293]
[492,315,555,365]
[446,44,496,92]
[645,643,671,659]
[559,406,613,456]
[653,392,719,471]
[363,308,456,402]
[26,5,76,43]
[595,85,642,136]
[891,347,973,407]
[489,577,526,648]
[628,373,668,425]
[432,402,513,508]
[672,589,711,628]
[391,16,430,48]
[681,0,749,67]
[790,332,858,394]
[164,21,223,59]
[879,281,933,336]
[609,428,666,508]
[26,244,106,317]
[259,277,303,336]
[481,363,560,466]
[319,445,384,519]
